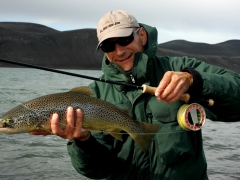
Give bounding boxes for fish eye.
[7,119,14,123]
[1,119,14,127]
[1,120,7,127]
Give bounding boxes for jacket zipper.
[129,74,136,84]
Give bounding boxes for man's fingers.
[156,71,191,103]
[73,109,82,138]
[51,113,62,135]
[30,107,87,140]
[155,71,173,98]
[66,106,75,136]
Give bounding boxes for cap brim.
[96,28,133,50]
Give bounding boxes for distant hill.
[0,22,104,69]
[0,22,240,73]
[157,40,240,73]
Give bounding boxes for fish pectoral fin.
[129,122,161,152]
[107,129,123,141]
[34,124,52,134]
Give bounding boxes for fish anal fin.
[129,122,161,152]
[107,129,123,141]
[70,86,95,96]
[33,124,53,134]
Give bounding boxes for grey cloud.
[0,0,239,43]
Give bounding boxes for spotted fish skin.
[0,86,161,152]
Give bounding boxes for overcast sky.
[1,0,239,44]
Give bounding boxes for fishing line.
[31,113,188,135]
[0,89,26,107]
[0,89,205,134]
[49,121,187,135]
[80,129,187,135]
[0,58,213,133]
[0,88,184,135]
[0,89,43,124]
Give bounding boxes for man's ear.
[139,27,148,46]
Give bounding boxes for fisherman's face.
[103,27,147,71]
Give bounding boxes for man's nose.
[114,43,125,55]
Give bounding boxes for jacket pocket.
[148,97,183,123]
[156,121,196,165]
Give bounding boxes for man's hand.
[29,107,90,141]
[155,71,193,103]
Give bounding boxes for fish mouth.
[0,128,21,134]
[0,124,5,128]
[0,119,7,128]
[0,127,12,133]
[0,125,18,134]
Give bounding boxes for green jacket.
[67,23,240,180]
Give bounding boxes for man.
[31,10,240,179]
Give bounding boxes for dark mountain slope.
[158,39,240,56]
[0,22,239,73]
[0,22,103,69]
[157,40,240,73]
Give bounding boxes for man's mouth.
[117,54,132,62]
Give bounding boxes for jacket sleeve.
[168,56,240,122]
[67,132,119,179]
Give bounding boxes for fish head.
[0,116,22,133]
[0,117,14,129]
[0,106,39,134]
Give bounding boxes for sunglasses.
[99,28,140,53]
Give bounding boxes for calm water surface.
[0,68,240,180]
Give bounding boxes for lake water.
[0,68,240,180]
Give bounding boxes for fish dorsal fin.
[70,86,95,96]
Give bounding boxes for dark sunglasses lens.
[118,35,134,46]
[100,42,115,52]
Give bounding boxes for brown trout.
[0,86,161,152]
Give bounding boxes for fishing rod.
[0,58,140,89]
[0,58,214,106]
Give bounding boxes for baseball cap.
[96,10,140,49]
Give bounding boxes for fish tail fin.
[130,122,161,152]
